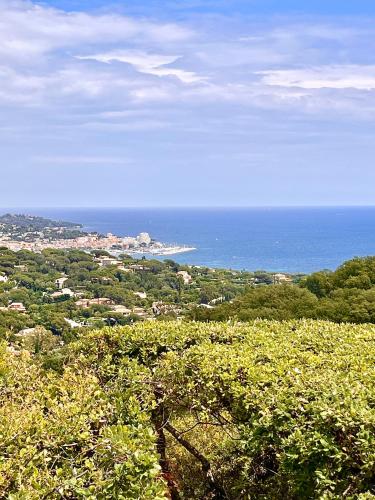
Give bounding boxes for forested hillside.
[192,257,375,323]
[0,247,279,342]
[1,320,374,499]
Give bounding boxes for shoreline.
[0,214,196,256]
[0,240,197,257]
[109,246,197,257]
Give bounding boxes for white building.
[273,273,293,284]
[0,275,8,283]
[64,318,84,328]
[122,236,137,247]
[55,277,68,289]
[98,257,120,267]
[51,288,75,299]
[137,232,152,246]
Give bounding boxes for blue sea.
[8,207,375,274]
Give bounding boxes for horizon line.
[1,205,375,210]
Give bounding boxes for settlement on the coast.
[0,215,196,256]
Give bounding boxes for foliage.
[72,320,375,499]
[0,214,83,241]
[192,285,319,321]
[0,248,260,339]
[193,256,375,324]
[0,342,166,499]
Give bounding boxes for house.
[273,273,293,284]
[51,288,75,299]
[64,318,84,328]
[55,277,68,289]
[111,305,132,315]
[75,298,114,308]
[132,307,149,318]
[117,266,133,273]
[0,274,8,283]
[152,301,181,316]
[137,232,152,245]
[15,327,37,338]
[8,302,27,313]
[98,257,120,267]
[177,270,193,285]
[129,264,150,272]
[75,299,89,308]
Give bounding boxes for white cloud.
[77,50,206,84]
[0,0,192,63]
[0,0,375,120]
[259,65,375,90]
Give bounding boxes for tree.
[16,326,60,354]
[303,271,332,298]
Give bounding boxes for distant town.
[0,213,196,256]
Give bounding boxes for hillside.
[192,256,375,324]
[0,213,81,230]
[0,247,275,342]
[1,320,374,499]
[0,213,83,242]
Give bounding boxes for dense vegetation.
[1,320,374,498]
[192,256,375,323]
[0,214,81,230]
[0,214,83,241]
[0,248,269,341]
[1,246,375,497]
[0,343,165,499]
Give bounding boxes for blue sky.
[1,0,375,207]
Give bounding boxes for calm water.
[8,207,375,273]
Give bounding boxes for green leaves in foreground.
[1,319,375,499]
[75,320,375,499]
[0,343,166,499]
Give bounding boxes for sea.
[7,207,375,274]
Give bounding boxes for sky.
[1,0,375,207]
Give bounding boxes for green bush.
[74,320,375,499]
[1,320,374,498]
[0,342,166,499]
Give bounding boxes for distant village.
[0,214,195,256]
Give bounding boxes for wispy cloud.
[2,1,375,207]
[259,65,375,90]
[77,50,206,84]
[0,0,192,62]
[1,0,375,115]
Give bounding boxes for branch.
[164,422,227,500]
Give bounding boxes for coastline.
[0,213,197,257]
[0,238,197,257]
[129,246,197,256]
[4,207,375,273]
